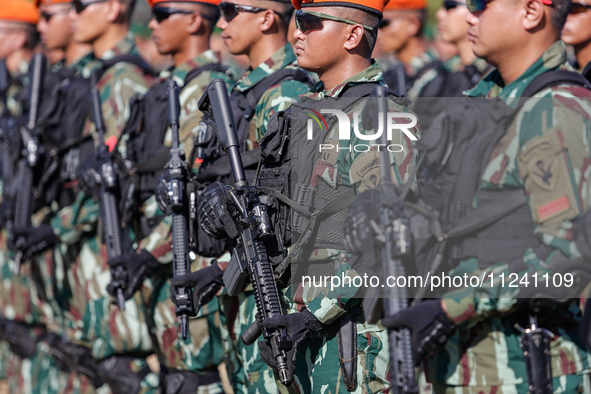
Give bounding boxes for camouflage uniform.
[134,50,236,393]
[215,43,311,394]
[426,40,591,394]
[49,33,159,393]
[262,59,419,394]
[382,47,440,98]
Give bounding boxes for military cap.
[0,0,41,24]
[148,0,221,7]
[383,0,425,10]
[292,0,389,16]
[38,0,73,4]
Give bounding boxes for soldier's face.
[216,0,265,56]
[436,1,470,44]
[148,3,195,55]
[292,7,351,73]
[562,1,591,48]
[376,10,420,54]
[466,0,521,65]
[38,3,73,52]
[68,0,110,45]
[0,21,28,60]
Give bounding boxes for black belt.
[163,369,221,394]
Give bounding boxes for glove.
[344,189,381,255]
[107,250,159,300]
[170,260,224,312]
[9,224,58,260]
[198,182,238,240]
[258,308,323,386]
[381,299,456,365]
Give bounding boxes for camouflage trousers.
[63,233,159,393]
[219,291,278,394]
[141,258,225,394]
[431,373,591,393]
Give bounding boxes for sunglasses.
[218,3,268,21]
[41,9,70,22]
[295,10,373,33]
[152,7,195,23]
[443,0,467,10]
[467,0,551,12]
[570,2,591,14]
[72,0,108,14]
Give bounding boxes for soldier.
[369,0,591,392]
[191,0,421,391]
[103,0,236,392]
[171,0,313,392]
[378,0,440,96]
[562,0,591,80]
[7,0,159,392]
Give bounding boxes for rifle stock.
[166,78,194,339]
[91,73,126,310]
[198,79,293,386]
[13,53,46,276]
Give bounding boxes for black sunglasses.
[295,9,373,33]
[218,2,268,21]
[72,0,108,14]
[443,0,467,10]
[570,2,591,14]
[41,9,70,22]
[152,7,195,23]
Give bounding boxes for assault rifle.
[198,78,293,386]
[13,53,46,276]
[363,86,418,394]
[166,78,194,339]
[91,73,126,310]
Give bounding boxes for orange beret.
[383,0,425,10]
[0,0,40,23]
[39,0,72,5]
[293,0,388,16]
[147,0,221,8]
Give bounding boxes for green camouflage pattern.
[232,43,310,141]
[428,40,591,390]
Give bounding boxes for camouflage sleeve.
[98,63,150,140]
[254,80,309,140]
[50,193,100,245]
[443,92,591,325]
[305,100,421,325]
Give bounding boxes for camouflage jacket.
[232,43,310,142]
[430,40,591,387]
[288,60,421,325]
[138,50,236,262]
[50,33,153,244]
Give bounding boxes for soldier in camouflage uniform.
[193,0,420,391]
[562,0,591,80]
[378,0,591,392]
[377,0,441,96]
[104,0,236,392]
[26,0,160,392]
[171,1,312,392]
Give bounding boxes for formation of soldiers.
[0,0,591,392]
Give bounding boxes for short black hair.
[549,0,571,31]
[23,24,39,50]
[332,7,381,54]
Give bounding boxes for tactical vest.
[257,83,412,275]
[415,70,591,276]
[121,63,230,238]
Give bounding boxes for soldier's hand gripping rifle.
[90,73,126,310]
[365,86,419,394]
[166,79,194,339]
[13,53,46,276]
[198,78,293,386]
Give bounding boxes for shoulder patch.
[349,150,380,184]
[536,195,571,221]
[519,137,552,162]
[528,154,558,191]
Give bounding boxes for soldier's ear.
[259,9,278,32]
[343,24,365,51]
[187,12,204,34]
[522,0,545,31]
[106,0,123,23]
